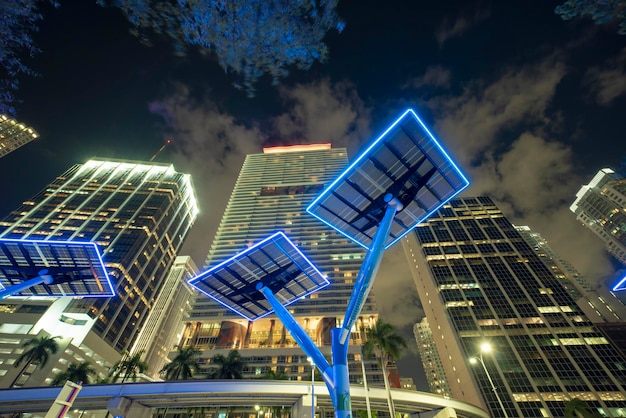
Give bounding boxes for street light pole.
[470,343,509,418]
[308,357,315,418]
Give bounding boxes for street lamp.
[469,342,509,418]
[308,357,316,418]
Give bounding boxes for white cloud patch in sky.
[406,66,452,90]
[435,6,491,47]
[428,57,614,281]
[585,47,626,105]
[150,80,372,265]
[273,79,371,155]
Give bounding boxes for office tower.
[131,255,197,379]
[571,168,626,265]
[0,158,199,353]
[413,317,453,397]
[515,225,626,322]
[0,114,39,158]
[403,196,626,418]
[183,144,383,385]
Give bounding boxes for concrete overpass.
[0,380,488,417]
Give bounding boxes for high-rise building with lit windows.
[571,168,626,265]
[0,158,199,353]
[0,114,39,158]
[515,225,626,322]
[183,144,384,385]
[414,317,452,397]
[403,196,626,418]
[132,255,197,379]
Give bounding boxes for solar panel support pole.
[0,269,54,300]
[255,284,338,399]
[339,195,402,345]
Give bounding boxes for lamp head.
[469,357,478,365]
[480,342,493,353]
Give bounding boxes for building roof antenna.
[149,138,173,162]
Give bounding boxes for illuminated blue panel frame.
[307,108,469,250]
[613,275,626,292]
[188,231,329,321]
[0,238,114,297]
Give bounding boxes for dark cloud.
[405,66,452,90]
[585,47,626,105]
[435,6,491,47]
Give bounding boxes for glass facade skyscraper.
[403,196,626,417]
[0,114,38,158]
[0,158,199,352]
[515,225,626,322]
[571,168,626,265]
[183,144,383,384]
[414,317,453,397]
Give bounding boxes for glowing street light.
[469,342,509,418]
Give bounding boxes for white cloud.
[585,47,626,105]
[406,66,452,90]
[436,7,491,47]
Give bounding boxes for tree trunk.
[379,358,396,418]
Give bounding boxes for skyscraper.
[183,144,383,384]
[571,168,626,265]
[132,255,197,379]
[0,114,38,158]
[0,158,199,352]
[515,225,626,322]
[413,317,453,397]
[403,196,626,417]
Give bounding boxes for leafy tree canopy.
[555,0,626,34]
[50,361,97,386]
[97,0,345,95]
[0,0,343,114]
[207,349,246,379]
[160,345,201,381]
[0,0,58,115]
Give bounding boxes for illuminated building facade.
[0,114,38,158]
[515,225,626,322]
[413,317,453,397]
[571,168,626,265]
[183,144,383,385]
[403,196,626,417]
[131,255,197,379]
[0,158,199,353]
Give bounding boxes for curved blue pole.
[0,270,54,300]
[339,196,402,344]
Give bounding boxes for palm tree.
[50,361,97,386]
[160,345,201,380]
[262,369,289,380]
[564,398,598,418]
[108,350,149,383]
[11,335,60,387]
[207,350,246,379]
[362,319,407,418]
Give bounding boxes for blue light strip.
[306,108,470,250]
[188,231,329,321]
[0,238,113,297]
[612,275,626,292]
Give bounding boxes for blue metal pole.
[339,195,402,344]
[0,270,54,300]
[255,284,336,402]
[331,327,352,418]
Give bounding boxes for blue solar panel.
[613,275,626,292]
[0,239,114,297]
[188,232,329,321]
[307,108,469,250]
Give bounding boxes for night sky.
[1,0,625,390]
